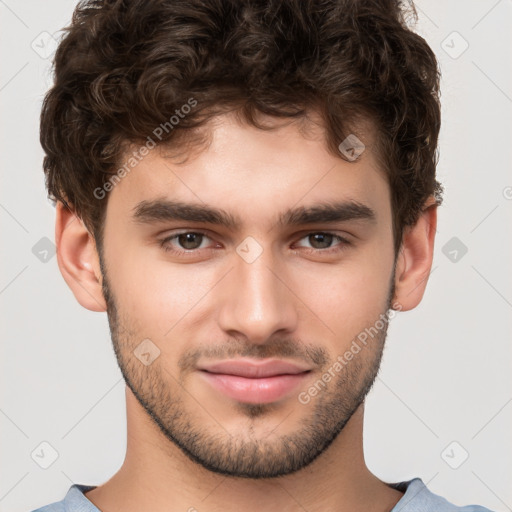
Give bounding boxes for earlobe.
[55,201,107,312]
[392,200,438,312]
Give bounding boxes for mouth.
[197,359,312,404]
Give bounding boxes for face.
[98,112,398,478]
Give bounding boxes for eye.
[159,231,214,254]
[294,232,351,253]
[158,230,352,257]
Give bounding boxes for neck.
[84,387,403,512]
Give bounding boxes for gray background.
[1,1,511,511]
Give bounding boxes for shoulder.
[390,478,495,512]
[30,484,98,512]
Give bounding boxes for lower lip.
[199,371,311,404]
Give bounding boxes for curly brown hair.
[40,0,443,256]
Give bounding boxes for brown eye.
[176,232,204,250]
[159,231,213,253]
[307,233,335,249]
[295,232,350,252]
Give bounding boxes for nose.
[216,245,299,344]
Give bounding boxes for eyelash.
[158,231,352,257]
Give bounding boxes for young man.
[32,0,494,511]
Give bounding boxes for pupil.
[179,233,201,249]
[311,233,332,249]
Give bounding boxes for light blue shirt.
[31,477,495,512]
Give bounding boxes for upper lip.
[198,359,311,378]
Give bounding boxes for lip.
[198,359,311,378]
[197,359,312,404]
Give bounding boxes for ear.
[392,197,438,312]
[55,201,107,312]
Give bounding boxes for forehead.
[106,112,390,227]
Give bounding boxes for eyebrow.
[131,198,377,230]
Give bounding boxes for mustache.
[178,338,328,373]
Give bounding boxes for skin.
[56,111,437,512]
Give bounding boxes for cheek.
[294,244,394,340]
[106,245,220,337]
